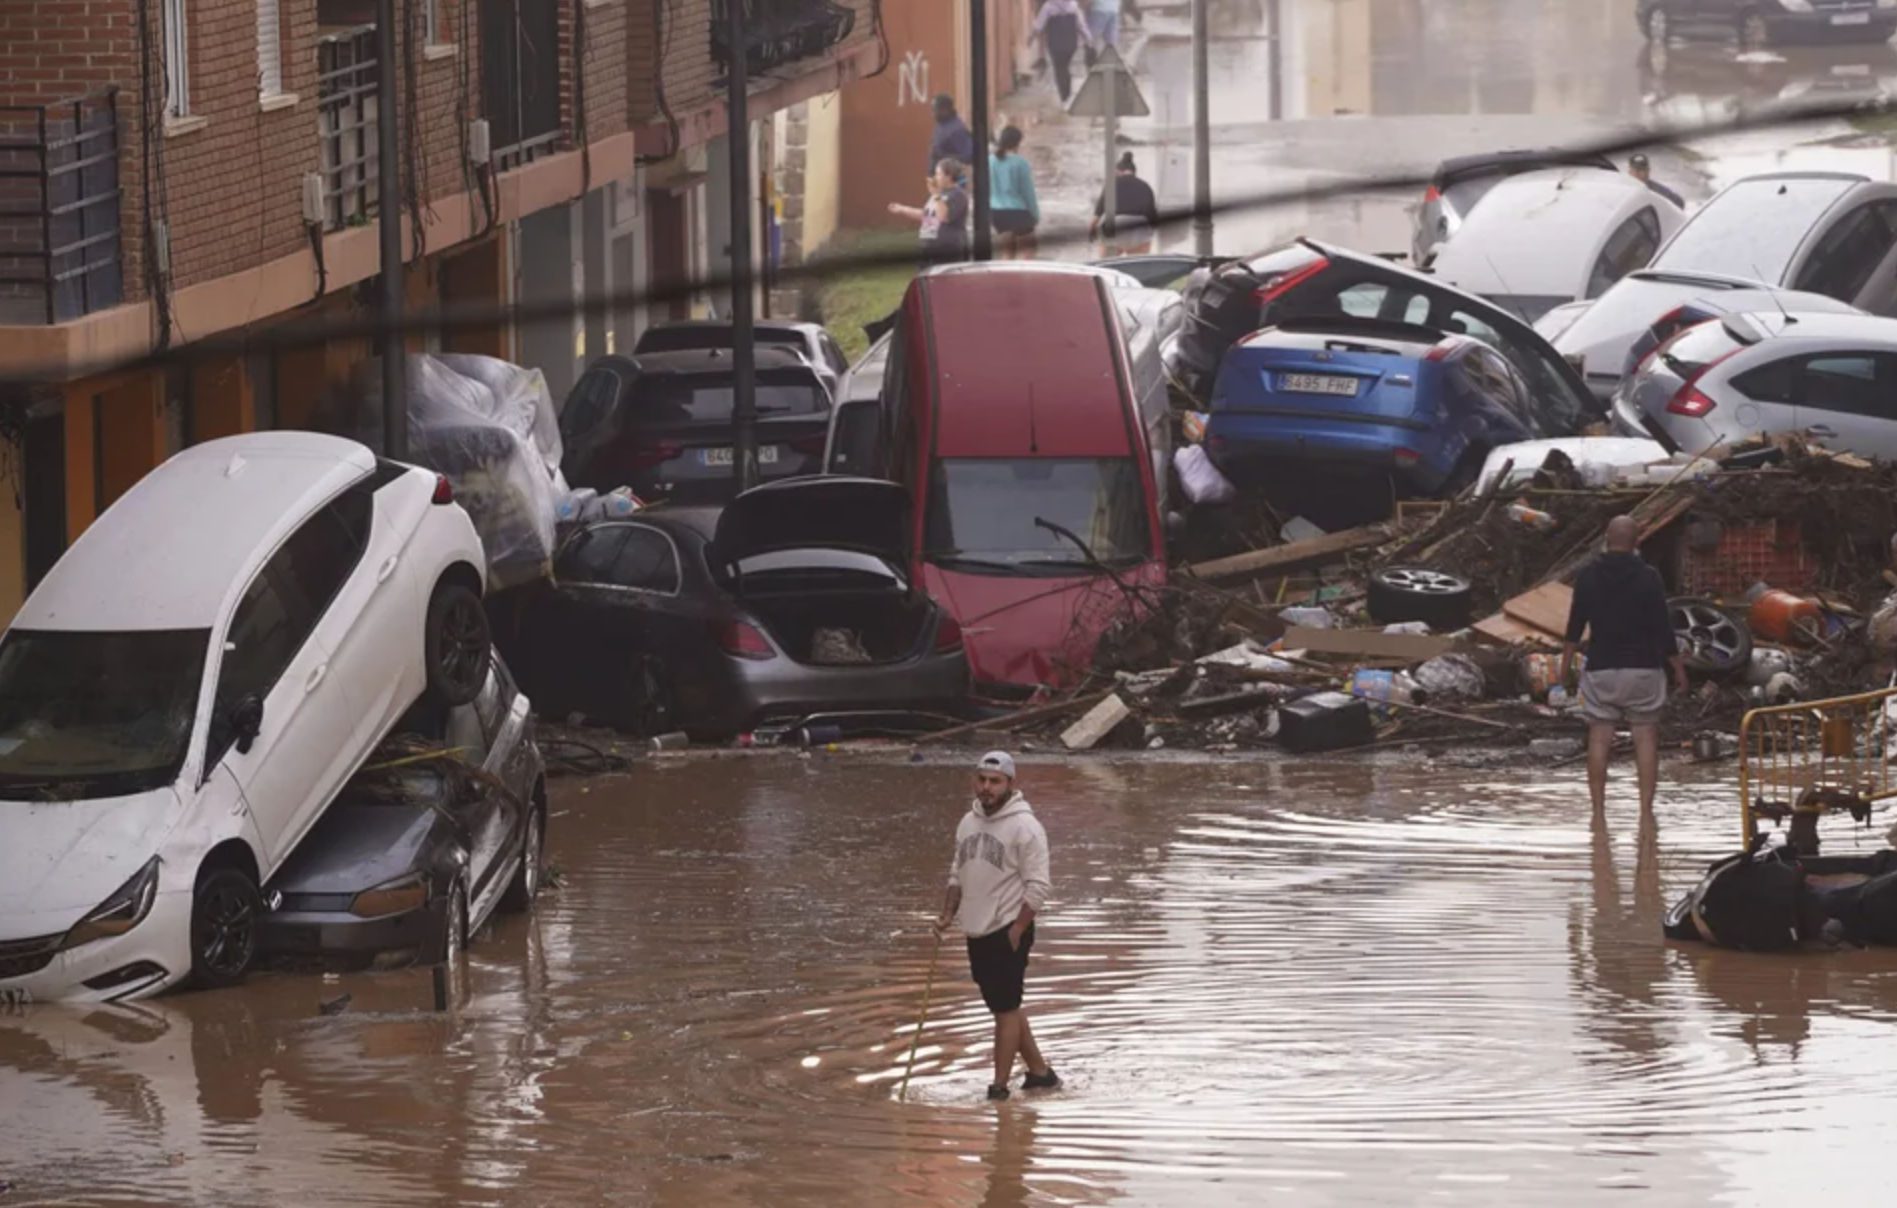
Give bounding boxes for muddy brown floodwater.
[6,752,1897,1204]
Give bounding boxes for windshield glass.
[629,377,826,422]
[0,628,209,798]
[925,458,1152,575]
[1659,321,1744,378]
[1653,177,1856,281]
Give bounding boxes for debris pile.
[939,435,1897,758]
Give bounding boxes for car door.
[314,477,420,772]
[207,499,369,868]
[1790,201,1897,306]
[1790,350,1897,457]
[462,661,524,920]
[1586,209,1664,300]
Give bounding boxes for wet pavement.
[1024,0,1897,258]
[6,751,1897,1204]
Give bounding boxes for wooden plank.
[1501,583,1574,639]
[1282,625,1455,663]
[1061,695,1132,751]
[1473,612,1560,648]
[916,690,1112,745]
[1189,524,1390,583]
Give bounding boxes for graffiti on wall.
[897,49,930,105]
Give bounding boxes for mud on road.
[5,751,1897,1205]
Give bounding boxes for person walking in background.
[1628,153,1684,208]
[989,126,1040,260]
[927,94,975,179]
[1086,0,1122,64]
[1033,0,1089,105]
[889,158,971,262]
[935,751,1058,1102]
[1560,515,1689,819]
[1091,152,1160,257]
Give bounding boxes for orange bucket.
[1749,589,1822,644]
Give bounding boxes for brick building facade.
[0,0,887,619]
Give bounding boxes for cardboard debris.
[1501,583,1574,639]
[1061,694,1132,751]
[1282,625,1456,662]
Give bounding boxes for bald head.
[1605,515,1640,553]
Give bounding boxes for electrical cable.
[637,0,682,165]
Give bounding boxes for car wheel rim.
[524,815,542,900]
[1385,569,1463,595]
[200,882,255,977]
[1673,603,1744,668]
[441,597,486,691]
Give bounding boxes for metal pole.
[725,0,759,490]
[1267,0,1284,123]
[1191,0,1213,257]
[375,0,405,459]
[1101,58,1117,257]
[969,0,992,261]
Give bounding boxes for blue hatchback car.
[1206,316,1578,497]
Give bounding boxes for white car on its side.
[1429,167,1686,325]
[0,433,491,1003]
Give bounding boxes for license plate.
[1281,373,1359,397]
[700,445,783,467]
[1834,12,1872,25]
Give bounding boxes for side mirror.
[231,695,265,755]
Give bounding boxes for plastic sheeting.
[350,355,563,591]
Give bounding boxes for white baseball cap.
[976,751,1017,779]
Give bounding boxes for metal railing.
[1739,686,1897,848]
[317,24,379,231]
[0,89,123,324]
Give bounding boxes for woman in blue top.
[989,126,1040,260]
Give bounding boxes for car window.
[1792,204,1897,302]
[612,525,682,594]
[561,365,625,449]
[1459,347,1531,424]
[1586,209,1663,299]
[1656,176,1859,282]
[1445,307,1587,432]
[822,335,850,375]
[1730,357,1799,404]
[1315,281,1432,324]
[471,656,513,744]
[557,525,632,583]
[274,492,370,625]
[1797,353,1891,418]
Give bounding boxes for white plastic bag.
[436,353,564,478]
[1174,444,1237,505]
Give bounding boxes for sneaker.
[1023,1068,1061,1091]
[986,1084,1011,1101]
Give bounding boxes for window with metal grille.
[164,0,190,117]
[258,0,284,96]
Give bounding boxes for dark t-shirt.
[921,186,969,254]
[1096,174,1160,227]
[1564,551,1676,671]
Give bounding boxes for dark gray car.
[1639,0,1897,49]
[257,656,546,970]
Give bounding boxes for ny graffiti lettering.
[898,50,930,106]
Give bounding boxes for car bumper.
[0,889,192,1004]
[1208,414,1451,489]
[256,897,450,968]
[1765,11,1897,42]
[698,651,971,739]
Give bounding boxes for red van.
[846,263,1172,703]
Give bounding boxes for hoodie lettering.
[955,832,1008,873]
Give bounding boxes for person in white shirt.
[935,751,1058,1101]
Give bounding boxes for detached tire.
[425,581,490,707]
[1368,567,1474,630]
[1671,597,1751,677]
[190,866,260,991]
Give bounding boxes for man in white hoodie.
[935,751,1058,1101]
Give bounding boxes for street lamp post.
[724,0,759,490]
[970,0,992,261]
[1191,0,1213,257]
[375,0,405,458]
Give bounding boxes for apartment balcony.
[316,24,381,231]
[711,0,856,81]
[0,90,123,325]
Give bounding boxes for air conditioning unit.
[468,119,491,166]
[300,172,325,226]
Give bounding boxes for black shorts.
[966,923,1034,1013]
[993,209,1037,236]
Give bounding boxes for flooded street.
[8,753,1897,1204]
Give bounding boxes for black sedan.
[507,477,969,740]
[256,656,547,970]
[559,347,833,506]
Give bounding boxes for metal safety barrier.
[1739,686,1897,849]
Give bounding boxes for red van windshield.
[924,458,1151,574]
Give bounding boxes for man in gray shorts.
[1560,516,1688,815]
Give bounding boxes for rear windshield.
[636,327,807,354]
[0,628,209,799]
[1654,177,1857,281]
[1658,321,1744,379]
[626,376,827,423]
[925,458,1152,575]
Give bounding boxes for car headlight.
[60,857,161,951]
[349,875,429,919]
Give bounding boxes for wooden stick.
[898,930,943,1103]
[915,690,1113,745]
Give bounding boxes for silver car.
[1412,150,1619,267]
[1614,310,1897,456]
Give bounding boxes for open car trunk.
[746,589,933,666]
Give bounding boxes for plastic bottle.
[1506,502,1558,532]
[1548,684,1572,710]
